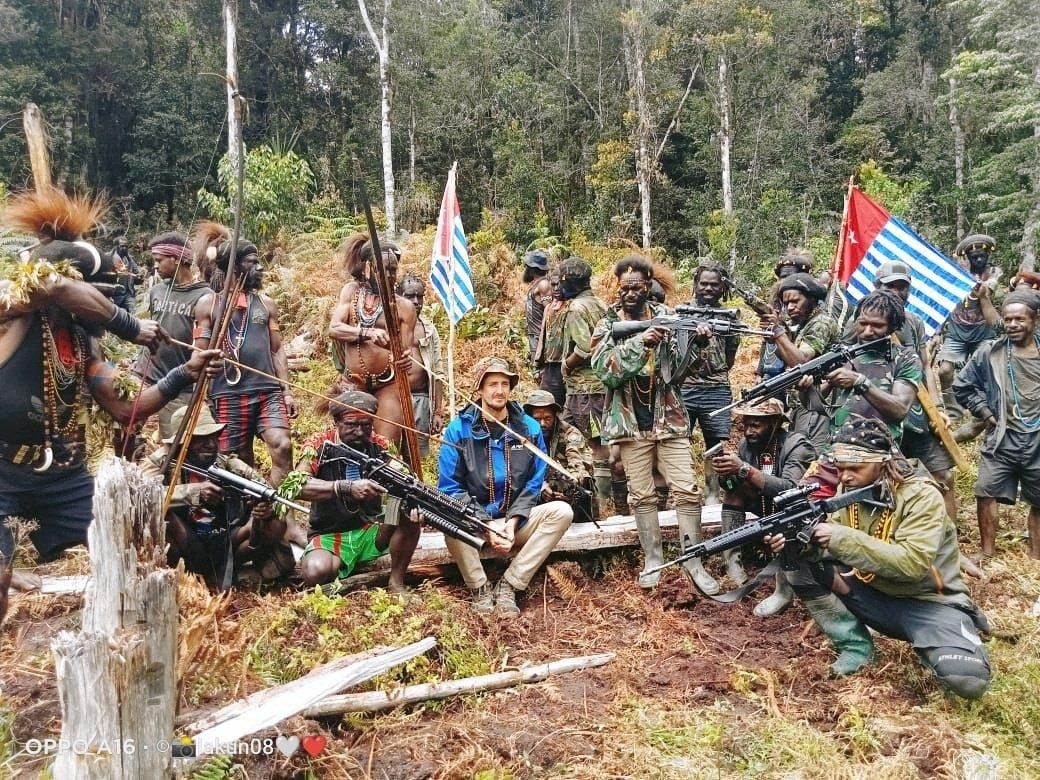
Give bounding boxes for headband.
[826,443,892,464]
[151,244,194,261]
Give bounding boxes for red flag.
[836,188,891,283]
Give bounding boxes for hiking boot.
[633,509,664,589]
[803,593,875,676]
[470,583,494,614]
[494,579,520,615]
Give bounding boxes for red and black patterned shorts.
[211,391,289,452]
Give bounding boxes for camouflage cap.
[471,356,519,394]
[558,256,592,281]
[733,398,786,418]
[163,405,225,444]
[522,389,563,414]
[954,234,996,257]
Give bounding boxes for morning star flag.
[835,188,975,337]
[430,163,476,324]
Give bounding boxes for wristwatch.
[736,463,752,481]
[852,374,870,394]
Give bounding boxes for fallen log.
[188,637,436,753]
[302,653,616,718]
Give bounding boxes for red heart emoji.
[301,735,327,757]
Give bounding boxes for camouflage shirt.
[683,329,738,387]
[562,290,609,394]
[591,302,699,443]
[787,308,840,411]
[829,344,923,441]
[539,300,568,364]
[545,419,594,493]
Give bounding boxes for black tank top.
[210,293,280,397]
[0,316,81,444]
[526,284,546,339]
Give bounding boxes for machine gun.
[709,336,891,418]
[610,309,773,341]
[180,464,309,515]
[644,482,881,581]
[320,442,508,550]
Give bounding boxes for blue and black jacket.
[437,401,547,526]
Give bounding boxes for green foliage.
[857,160,928,219]
[198,146,315,246]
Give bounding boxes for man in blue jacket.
[439,356,573,614]
[953,289,1040,560]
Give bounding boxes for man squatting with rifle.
[142,406,295,590]
[282,390,421,591]
[0,189,209,624]
[710,398,815,616]
[438,357,574,614]
[762,418,991,699]
[522,390,596,523]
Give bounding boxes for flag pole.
[446,161,459,419]
[827,174,855,326]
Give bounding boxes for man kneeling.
[765,418,990,699]
[294,391,420,591]
[144,406,293,590]
[439,357,573,614]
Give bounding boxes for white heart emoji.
[276,735,300,758]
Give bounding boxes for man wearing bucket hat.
[523,250,553,365]
[710,397,816,615]
[523,389,596,523]
[438,357,573,614]
[937,234,1002,417]
[763,418,991,699]
[142,405,293,590]
[290,390,421,592]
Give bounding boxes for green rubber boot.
[803,593,875,676]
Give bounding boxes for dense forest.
[0,0,1037,281]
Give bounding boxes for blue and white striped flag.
[838,188,975,337]
[430,164,476,323]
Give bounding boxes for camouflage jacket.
[591,302,699,443]
[561,290,609,394]
[545,419,594,493]
[539,300,569,364]
[829,344,923,442]
[826,476,977,611]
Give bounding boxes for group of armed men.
[4,188,1039,703]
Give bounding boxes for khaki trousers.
[617,437,701,513]
[445,501,573,591]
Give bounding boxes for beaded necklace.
[222,293,251,385]
[633,348,656,407]
[755,435,780,517]
[1005,337,1040,431]
[352,285,392,381]
[38,313,86,470]
[484,412,512,512]
[847,501,894,583]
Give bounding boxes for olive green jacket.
[825,476,973,610]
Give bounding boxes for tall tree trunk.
[224,0,242,180]
[718,49,736,271]
[358,0,396,236]
[948,75,966,238]
[1020,62,1040,272]
[409,106,416,187]
[622,1,653,248]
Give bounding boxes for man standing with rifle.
[764,419,991,699]
[292,391,421,591]
[591,255,716,592]
[758,272,840,453]
[143,406,295,590]
[681,261,740,505]
[439,357,574,614]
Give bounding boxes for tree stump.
[51,455,176,779]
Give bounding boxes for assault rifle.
[644,482,881,577]
[610,308,773,341]
[709,336,891,418]
[321,442,506,550]
[180,464,309,515]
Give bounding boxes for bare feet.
[959,554,987,580]
[10,570,42,592]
